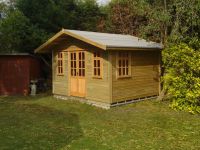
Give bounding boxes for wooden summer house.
[35,29,163,108]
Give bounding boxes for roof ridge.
[65,29,133,36]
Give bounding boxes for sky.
[97,0,110,5]
[0,0,111,5]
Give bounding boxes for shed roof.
[35,29,163,53]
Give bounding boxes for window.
[57,52,64,75]
[116,52,131,78]
[93,51,102,78]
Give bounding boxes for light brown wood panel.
[111,50,160,103]
[52,38,111,103]
[69,51,86,97]
[70,77,78,96]
[52,51,69,96]
[85,50,110,103]
[51,36,161,105]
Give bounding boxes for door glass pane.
[83,69,85,76]
[83,61,85,68]
[71,53,73,60]
[123,68,125,75]
[79,52,81,60]
[79,69,82,76]
[82,52,85,60]
[79,61,81,68]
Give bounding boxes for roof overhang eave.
[34,29,107,53]
[106,46,163,51]
[34,30,65,53]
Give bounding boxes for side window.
[57,52,64,75]
[116,52,131,78]
[93,51,102,78]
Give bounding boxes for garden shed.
[0,53,41,96]
[35,29,163,108]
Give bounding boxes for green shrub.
[163,43,200,114]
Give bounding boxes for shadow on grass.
[0,99,83,150]
[0,93,52,102]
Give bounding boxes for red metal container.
[0,53,41,96]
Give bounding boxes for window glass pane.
[119,60,121,67]
[94,60,96,67]
[117,52,131,77]
[94,68,96,75]
[123,68,125,75]
[98,68,100,75]
[93,52,102,77]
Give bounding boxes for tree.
[106,0,149,36]
[105,0,171,43]
[0,0,104,53]
[16,0,78,33]
[76,0,103,31]
[0,9,48,53]
[167,0,200,48]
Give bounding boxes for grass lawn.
[0,95,199,150]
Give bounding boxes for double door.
[70,51,86,97]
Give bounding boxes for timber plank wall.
[111,51,160,103]
[52,38,111,104]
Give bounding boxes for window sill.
[57,74,64,76]
[117,76,132,79]
[92,76,103,79]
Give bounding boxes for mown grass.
[0,95,199,150]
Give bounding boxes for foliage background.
[0,0,199,113]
